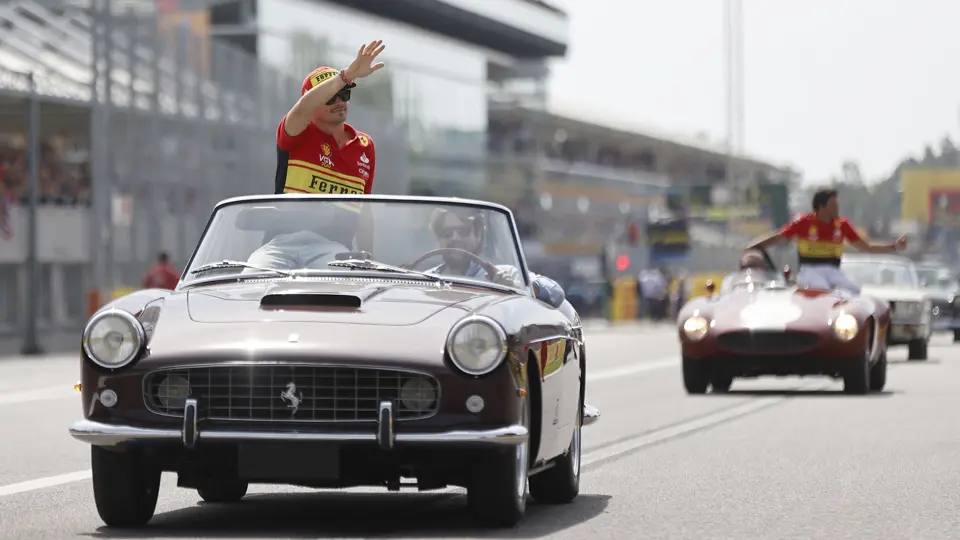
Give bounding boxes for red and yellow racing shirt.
[779,213,862,267]
[275,119,376,246]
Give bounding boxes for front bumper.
[888,321,931,343]
[69,400,602,449]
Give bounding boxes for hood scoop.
[260,292,363,309]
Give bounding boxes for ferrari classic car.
[841,253,933,359]
[68,194,600,528]
[677,249,892,394]
[915,261,960,342]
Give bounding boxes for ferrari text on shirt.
[779,213,862,267]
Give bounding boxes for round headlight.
[446,316,508,376]
[82,309,145,369]
[682,316,709,341]
[833,313,859,341]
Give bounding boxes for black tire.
[907,339,928,361]
[467,392,529,527]
[198,481,248,503]
[710,373,733,393]
[953,329,960,343]
[843,351,870,395]
[529,388,581,504]
[869,349,887,392]
[91,446,161,527]
[682,356,709,394]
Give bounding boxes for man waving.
[744,187,907,294]
[275,40,386,252]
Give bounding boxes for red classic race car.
[677,250,892,395]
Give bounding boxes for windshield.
[720,270,786,294]
[842,261,919,287]
[916,267,959,290]
[182,198,529,291]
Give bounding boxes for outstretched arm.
[743,230,788,252]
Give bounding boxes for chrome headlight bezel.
[833,312,859,341]
[682,315,709,341]
[445,315,508,377]
[81,308,146,370]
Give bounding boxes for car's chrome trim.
[583,404,600,426]
[142,364,442,423]
[68,420,529,448]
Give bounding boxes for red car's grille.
[143,365,440,422]
[717,330,819,354]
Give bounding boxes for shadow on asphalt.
[81,491,612,539]
[720,389,899,398]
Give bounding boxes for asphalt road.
[1,324,959,539]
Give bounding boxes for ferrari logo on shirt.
[358,135,369,147]
[808,226,818,240]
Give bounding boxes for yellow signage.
[900,168,960,224]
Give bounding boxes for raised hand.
[344,40,386,80]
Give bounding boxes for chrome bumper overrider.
[69,399,601,449]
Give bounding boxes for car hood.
[187,280,499,326]
[703,287,851,332]
[859,285,927,302]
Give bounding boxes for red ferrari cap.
[301,66,356,96]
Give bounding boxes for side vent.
[260,293,362,309]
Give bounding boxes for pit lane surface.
[1,324,959,539]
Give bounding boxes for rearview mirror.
[705,280,716,293]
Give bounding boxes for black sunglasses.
[326,89,352,106]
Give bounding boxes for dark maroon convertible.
[69,195,600,528]
[677,250,892,395]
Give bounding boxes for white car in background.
[842,253,932,360]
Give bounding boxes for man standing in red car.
[744,187,907,294]
[274,40,386,255]
[142,252,179,290]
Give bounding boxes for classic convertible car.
[841,253,933,359]
[677,248,892,395]
[68,194,600,528]
[915,261,960,342]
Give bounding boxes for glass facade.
[257,0,488,138]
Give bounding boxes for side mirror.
[533,279,566,309]
[705,280,716,293]
[783,265,792,280]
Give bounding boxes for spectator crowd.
[0,138,91,206]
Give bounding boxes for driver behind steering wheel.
[719,249,771,294]
[427,207,564,306]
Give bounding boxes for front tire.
[908,339,928,361]
[682,356,709,394]
[529,390,581,504]
[953,329,960,343]
[869,349,887,392]
[467,392,529,527]
[91,446,161,527]
[710,372,733,393]
[843,351,870,395]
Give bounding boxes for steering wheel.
[404,248,501,278]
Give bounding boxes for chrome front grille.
[143,365,440,422]
[717,330,820,354]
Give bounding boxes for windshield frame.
[177,194,534,293]
[915,265,960,290]
[841,259,920,288]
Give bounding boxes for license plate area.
[238,442,340,481]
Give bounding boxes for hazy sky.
[546,0,960,183]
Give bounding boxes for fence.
[0,0,411,350]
